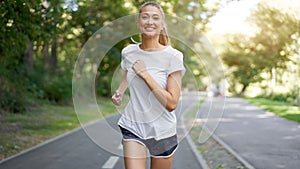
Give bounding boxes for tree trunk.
[25,40,34,69]
[268,67,276,96]
[44,41,50,71]
[50,35,57,71]
[238,84,248,96]
[45,36,58,73]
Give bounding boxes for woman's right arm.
[111,71,128,106]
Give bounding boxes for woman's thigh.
[150,155,174,169]
[123,140,147,169]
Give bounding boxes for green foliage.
[96,42,125,96]
[0,97,116,160]
[24,68,45,99]
[221,0,300,96]
[0,0,226,113]
[171,0,221,32]
[215,164,225,169]
[245,97,300,123]
[41,73,73,103]
[222,34,264,95]
[257,87,300,107]
[0,64,29,113]
[0,80,27,113]
[249,1,299,71]
[290,87,300,107]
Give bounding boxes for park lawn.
[244,97,300,123]
[0,97,116,161]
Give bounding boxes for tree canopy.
[2,0,299,113]
[0,0,223,113]
[221,0,300,96]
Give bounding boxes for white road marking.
[118,144,123,150]
[102,156,119,168]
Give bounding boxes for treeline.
[2,0,298,114]
[220,0,300,106]
[0,0,133,113]
[0,0,223,113]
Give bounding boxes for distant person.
[112,2,185,169]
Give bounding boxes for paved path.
[198,97,300,169]
[0,93,204,169]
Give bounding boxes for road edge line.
[186,134,210,169]
[0,126,82,164]
[0,113,117,164]
[205,127,256,169]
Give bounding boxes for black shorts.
[119,126,178,158]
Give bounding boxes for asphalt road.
[0,92,204,169]
[198,97,300,169]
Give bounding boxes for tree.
[249,0,300,95]
[221,0,300,96]
[222,33,265,95]
[0,0,228,112]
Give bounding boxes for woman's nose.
[147,18,154,24]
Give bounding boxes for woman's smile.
[139,6,163,36]
[144,27,156,31]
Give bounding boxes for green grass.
[244,97,300,123]
[0,97,116,160]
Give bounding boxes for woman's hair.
[139,1,170,46]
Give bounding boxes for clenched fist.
[112,90,123,106]
[132,60,148,79]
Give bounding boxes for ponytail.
[159,26,170,46]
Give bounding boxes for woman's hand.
[132,60,148,79]
[112,90,123,106]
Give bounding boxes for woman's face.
[138,5,164,38]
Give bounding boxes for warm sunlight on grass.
[245,97,300,123]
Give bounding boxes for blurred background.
[0,0,299,161]
[1,0,299,112]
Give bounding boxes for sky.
[207,0,261,35]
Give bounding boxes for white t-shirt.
[118,43,185,140]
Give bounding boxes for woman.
[112,2,185,169]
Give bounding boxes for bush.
[41,74,72,103]
[270,94,288,102]
[257,88,300,107]
[289,86,300,107]
[0,79,27,113]
[24,69,45,100]
[24,67,73,104]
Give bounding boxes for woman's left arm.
[132,60,182,112]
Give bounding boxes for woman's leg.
[123,140,147,169]
[150,155,174,169]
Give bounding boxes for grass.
[0,97,116,161]
[244,97,300,123]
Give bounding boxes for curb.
[204,127,256,169]
[180,93,210,169]
[185,95,255,169]
[0,113,114,164]
[0,125,83,164]
[185,134,210,169]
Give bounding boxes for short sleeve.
[120,56,127,70]
[167,53,186,76]
[120,49,128,71]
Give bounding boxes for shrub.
[0,79,27,113]
[41,74,72,103]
